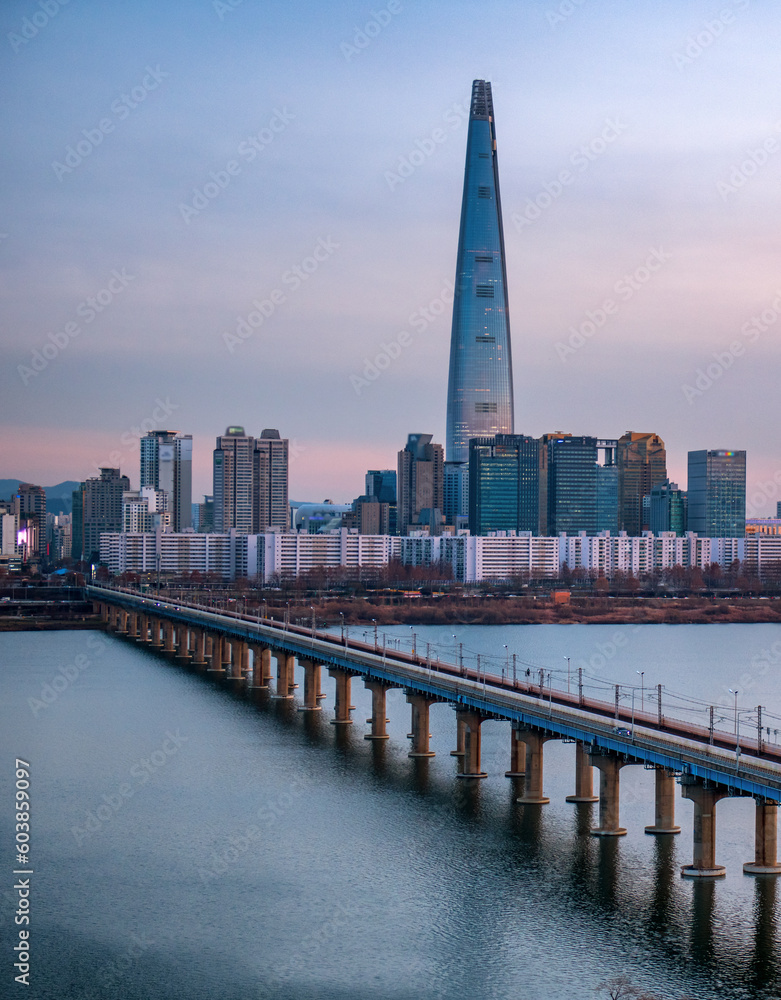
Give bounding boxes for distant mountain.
[0,480,81,515]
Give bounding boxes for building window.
[475,402,498,413]
[476,284,494,297]
[478,186,492,198]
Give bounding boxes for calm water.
[1,623,781,1000]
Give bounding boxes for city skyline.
[2,2,781,514]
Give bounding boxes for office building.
[213,427,289,534]
[14,483,47,559]
[446,79,514,465]
[365,469,397,534]
[616,432,667,535]
[596,439,619,534]
[397,434,444,535]
[687,450,746,538]
[650,480,687,535]
[468,434,538,535]
[546,435,598,535]
[254,429,290,532]
[73,468,130,563]
[139,430,193,531]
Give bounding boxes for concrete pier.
[680,777,727,877]
[175,626,191,661]
[329,668,353,724]
[249,645,270,689]
[744,799,781,875]
[645,767,681,835]
[163,621,175,654]
[590,753,627,837]
[450,716,466,757]
[457,710,487,778]
[516,730,552,804]
[191,629,207,668]
[271,652,294,699]
[364,679,391,740]
[207,635,225,675]
[505,726,526,778]
[566,741,598,803]
[407,693,436,757]
[298,659,323,711]
[149,618,162,649]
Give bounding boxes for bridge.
[87,584,781,879]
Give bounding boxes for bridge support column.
[329,668,352,723]
[249,647,271,689]
[126,612,138,639]
[149,618,163,649]
[505,726,526,777]
[450,716,466,757]
[176,626,191,661]
[566,742,598,803]
[680,777,727,877]
[744,799,781,875]
[207,635,225,674]
[645,768,681,835]
[191,629,207,667]
[229,640,246,680]
[457,710,487,778]
[298,660,322,711]
[117,609,128,634]
[516,731,551,804]
[407,693,436,757]
[590,754,627,836]
[272,652,295,699]
[138,614,149,643]
[100,603,109,623]
[364,679,390,739]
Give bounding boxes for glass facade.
[468,435,538,535]
[547,436,598,535]
[446,80,514,464]
[687,450,746,537]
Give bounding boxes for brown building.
[397,434,444,535]
[617,431,667,535]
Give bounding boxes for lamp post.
[339,612,344,642]
[410,625,416,658]
[310,605,315,636]
[636,670,644,708]
[729,688,739,734]
[564,656,571,695]
[372,618,377,649]
[504,644,509,684]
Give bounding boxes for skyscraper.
[546,435,598,536]
[213,426,290,534]
[397,434,444,535]
[468,435,539,536]
[140,430,192,532]
[616,432,667,535]
[687,450,746,538]
[446,79,514,467]
[254,429,289,532]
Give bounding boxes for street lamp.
[636,670,644,707]
[409,625,416,657]
[310,605,315,636]
[729,688,739,734]
[372,618,377,648]
[564,655,571,695]
[504,644,509,684]
[339,611,344,641]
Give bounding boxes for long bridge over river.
[88,585,781,880]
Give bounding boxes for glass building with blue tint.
[468,435,539,536]
[687,449,746,537]
[546,435,599,535]
[446,80,514,466]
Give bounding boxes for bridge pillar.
[249,646,271,689]
[516,730,552,804]
[457,710,487,778]
[590,753,628,836]
[191,629,207,667]
[138,614,149,643]
[744,799,781,875]
[229,640,246,680]
[176,626,191,661]
[298,660,322,711]
[126,612,138,639]
[100,603,109,623]
[566,742,598,803]
[406,693,436,757]
[272,652,295,699]
[680,777,727,877]
[329,668,353,723]
[364,679,390,739]
[149,618,163,649]
[116,609,128,634]
[505,725,526,777]
[450,716,466,757]
[645,768,681,835]
[207,635,225,674]
[163,621,175,654]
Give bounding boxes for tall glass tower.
[446,80,514,466]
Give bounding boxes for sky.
[1,0,780,515]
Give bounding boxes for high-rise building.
[366,469,397,534]
[546,435,598,536]
[616,432,667,535]
[139,430,193,531]
[650,480,687,535]
[777,501,781,518]
[446,80,514,466]
[397,434,444,535]
[192,496,214,533]
[76,468,130,563]
[468,435,539,536]
[596,440,619,534]
[687,450,746,538]
[443,461,469,529]
[213,426,290,534]
[254,430,290,532]
[14,483,46,559]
